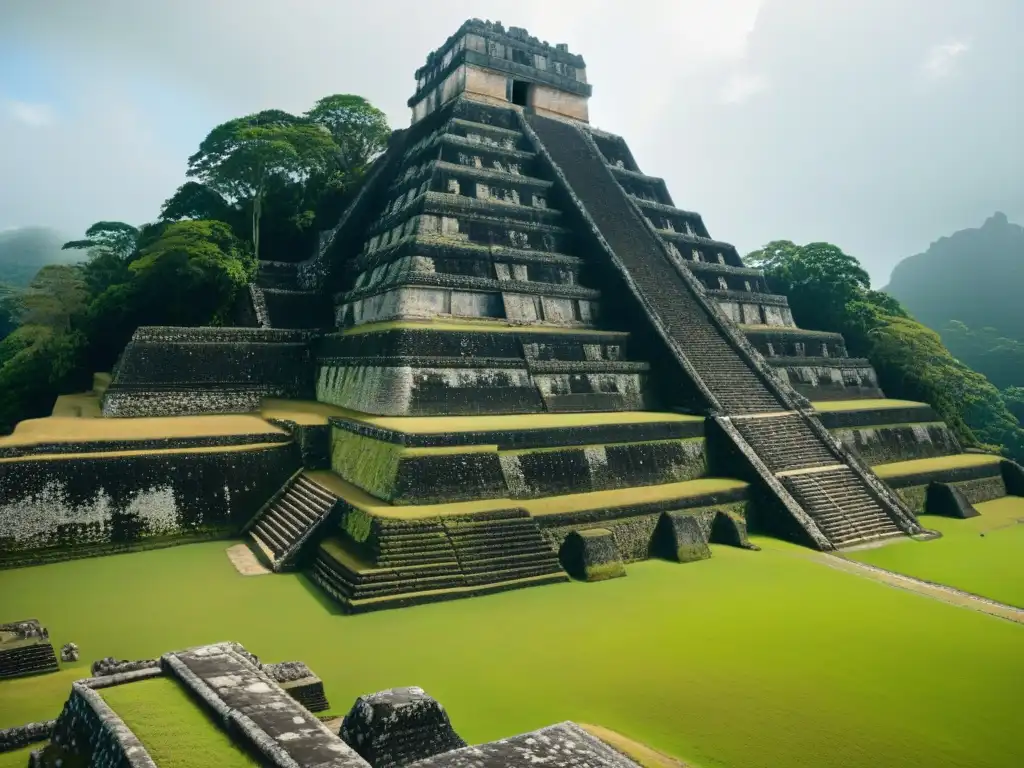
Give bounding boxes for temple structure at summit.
[2,19,1018,613]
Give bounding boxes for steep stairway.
[247,474,338,571]
[442,510,565,586]
[732,413,837,472]
[524,112,913,549]
[0,643,60,679]
[309,511,566,614]
[524,113,780,416]
[251,261,332,329]
[782,468,903,546]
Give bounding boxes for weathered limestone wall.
[104,327,314,417]
[772,360,883,401]
[717,298,795,328]
[0,443,300,565]
[834,423,961,465]
[882,461,1008,514]
[894,477,1006,514]
[317,364,544,416]
[465,65,510,106]
[537,495,750,562]
[329,426,708,504]
[529,83,589,122]
[44,669,163,768]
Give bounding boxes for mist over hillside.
[0,226,79,287]
[885,212,1023,339]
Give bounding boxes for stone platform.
[0,620,59,680]
[0,413,301,567]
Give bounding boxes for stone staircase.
[252,260,332,329]
[783,468,903,546]
[309,511,566,613]
[524,112,781,416]
[732,413,837,472]
[248,475,338,571]
[442,510,565,586]
[524,112,911,549]
[0,643,60,679]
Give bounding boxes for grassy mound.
[101,676,258,768]
[0,539,1020,768]
[849,496,1024,607]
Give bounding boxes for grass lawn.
[849,496,1024,607]
[101,676,258,768]
[0,538,1021,768]
[0,746,38,768]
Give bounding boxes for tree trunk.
[252,190,262,261]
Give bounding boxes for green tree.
[185,111,337,260]
[128,219,255,326]
[305,94,391,178]
[747,239,1024,461]
[1002,387,1024,425]
[746,240,871,331]
[61,221,140,261]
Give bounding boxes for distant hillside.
[885,212,1024,339]
[0,227,80,288]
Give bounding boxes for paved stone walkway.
[406,722,641,768]
[165,643,368,768]
[226,543,270,576]
[823,554,1024,624]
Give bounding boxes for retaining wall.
[0,443,300,566]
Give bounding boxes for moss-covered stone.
[924,482,980,519]
[833,423,960,465]
[653,511,712,563]
[558,528,626,582]
[895,477,1006,514]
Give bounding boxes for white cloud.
[719,72,769,104]
[5,100,56,127]
[922,40,970,78]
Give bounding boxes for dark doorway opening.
[511,80,531,107]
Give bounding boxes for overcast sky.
[1,0,1021,283]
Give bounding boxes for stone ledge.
[339,272,600,304]
[707,289,790,306]
[329,412,704,449]
[369,190,564,238]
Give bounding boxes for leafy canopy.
[305,94,391,177]
[185,110,337,259]
[747,239,1024,461]
[62,221,140,261]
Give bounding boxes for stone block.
[653,511,712,563]
[1001,460,1024,496]
[710,509,759,549]
[925,482,980,519]
[558,528,626,582]
[404,722,640,768]
[340,687,466,768]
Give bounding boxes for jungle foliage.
[0,94,390,433]
[747,240,1024,461]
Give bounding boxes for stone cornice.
[686,261,764,278]
[368,190,565,238]
[706,289,790,307]
[357,235,583,273]
[338,272,601,305]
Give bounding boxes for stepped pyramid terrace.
[1,18,1022,618]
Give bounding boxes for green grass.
[873,453,1002,478]
[849,496,1024,608]
[0,745,39,768]
[0,539,1020,768]
[812,399,927,412]
[100,676,258,768]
